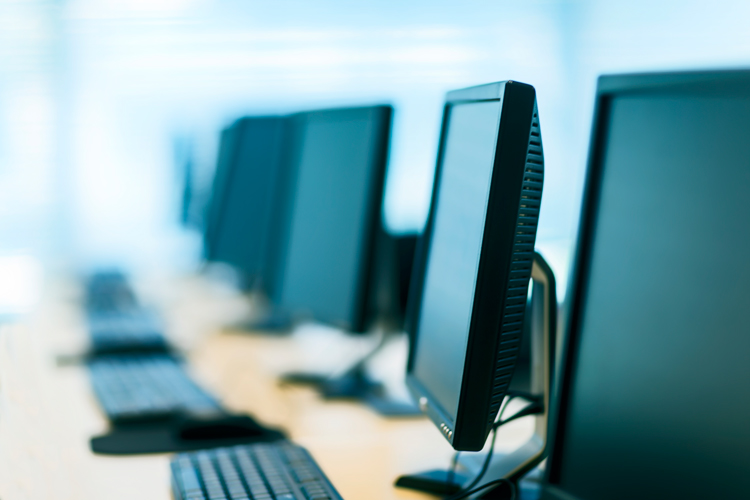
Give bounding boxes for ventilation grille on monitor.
[486,104,544,428]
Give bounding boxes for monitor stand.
[240,308,293,333]
[395,252,557,497]
[228,290,294,334]
[279,329,421,417]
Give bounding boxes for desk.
[0,274,535,500]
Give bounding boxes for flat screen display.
[205,125,239,256]
[278,108,381,329]
[411,100,502,421]
[212,118,285,281]
[556,92,750,499]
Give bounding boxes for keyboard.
[88,354,222,425]
[88,310,168,354]
[171,442,343,500]
[85,271,139,313]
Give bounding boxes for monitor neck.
[460,252,556,483]
[395,252,557,497]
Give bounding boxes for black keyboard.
[171,442,344,500]
[88,354,222,425]
[88,310,168,354]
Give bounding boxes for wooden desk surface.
[0,275,534,500]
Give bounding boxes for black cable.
[464,421,499,490]
[328,328,390,380]
[446,450,460,493]
[504,390,543,405]
[443,395,513,499]
[444,393,542,500]
[492,400,544,430]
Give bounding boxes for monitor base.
[395,442,541,499]
[279,367,421,417]
[280,328,420,417]
[232,309,293,334]
[394,469,517,498]
[394,469,468,495]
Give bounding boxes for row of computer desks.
[7,69,750,500]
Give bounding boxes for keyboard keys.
[88,355,222,424]
[88,310,167,354]
[171,443,343,500]
[302,484,331,500]
[254,447,293,497]
[172,460,206,500]
[84,271,169,354]
[215,450,249,500]
[236,448,272,500]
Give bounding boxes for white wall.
[1,0,749,281]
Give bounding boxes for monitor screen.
[548,75,750,499]
[411,101,501,421]
[405,80,542,451]
[275,107,390,331]
[208,117,287,287]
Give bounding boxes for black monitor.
[268,106,394,332]
[542,70,750,500]
[203,116,289,289]
[204,124,238,254]
[405,81,544,452]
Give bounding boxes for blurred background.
[2,0,750,309]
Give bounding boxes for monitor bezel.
[405,81,540,451]
[271,105,393,333]
[542,69,750,499]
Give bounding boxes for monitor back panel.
[545,72,750,500]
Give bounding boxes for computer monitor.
[172,135,196,228]
[204,124,239,255]
[268,106,394,332]
[405,81,544,452]
[203,116,289,289]
[542,70,750,500]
